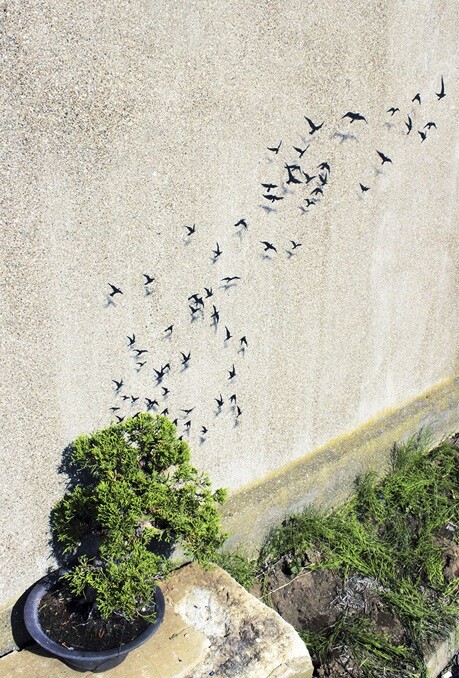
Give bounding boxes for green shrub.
[52,413,227,621]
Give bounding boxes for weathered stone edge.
[222,373,459,554]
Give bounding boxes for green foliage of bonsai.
[52,414,227,621]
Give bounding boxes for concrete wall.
[1,0,458,647]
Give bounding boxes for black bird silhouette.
[172,418,178,426]
[109,406,120,413]
[188,293,200,303]
[204,287,213,298]
[121,394,130,401]
[201,426,208,435]
[215,394,224,408]
[229,394,237,404]
[162,363,171,372]
[136,361,146,369]
[143,274,155,285]
[305,198,316,207]
[161,408,169,416]
[133,348,148,356]
[418,131,427,142]
[359,183,370,193]
[112,379,123,391]
[376,150,392,165]
[240,336,248,347]
[436,76,446,100]
[405,115,413,134]
[311,187,323,196]
[342,111,367,123]
[185,224,196,236]
[115,415,125,423]
[290,240,302,249]
[236,406,242,418]
[412,93,421,104]
[145,398,158,410]
[184,420,191,429]
[181,351,191,366]
[108,284,123,297]
[261,183,277,193]
[164,325,173,335]
[305,117,324,134]
[387,107,399,116]
[131,396,139,404]
[181,407,195,416]
[189,305,201,316]
[162,387,170,396]
[302,172,316,184]
[267,141,282,154]
[212,243,222,259]
[127,334,135,346]
[154,367,166,381]
[263,194,284,202]
[285,164,302,185]
[318,173,328,186]
[261,241,277,253]
[424,121,437,129]
[211,305,220,324]
[224,326,232,341]
[318,162,331,173]
[228,365,236,380]
[293,145,309,158]
[234,219,248,229]
[221,276,240,283]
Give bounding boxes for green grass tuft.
[259,432,459,675]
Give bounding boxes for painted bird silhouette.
[304,117,324,134]
[376,150,392,165]
[234,219,248,229]
[436,76,446,100]
[261,241,277,253]
[342,111,367,123]
[261,183,277,192]
[293,145,309,158]
[108,284,123,297]
[267,141,282,154]
[285,164,302,185]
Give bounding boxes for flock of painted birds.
[105,76,447,439]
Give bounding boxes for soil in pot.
[38,579,155,651]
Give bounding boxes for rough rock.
[164,563,313,678]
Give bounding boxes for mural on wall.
[104,76,446,445]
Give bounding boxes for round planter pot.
[24,570,165,673]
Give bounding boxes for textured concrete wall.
[1,0,458,622]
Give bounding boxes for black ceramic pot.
[23,570,165,672]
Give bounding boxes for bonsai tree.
[52,413,227,623]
